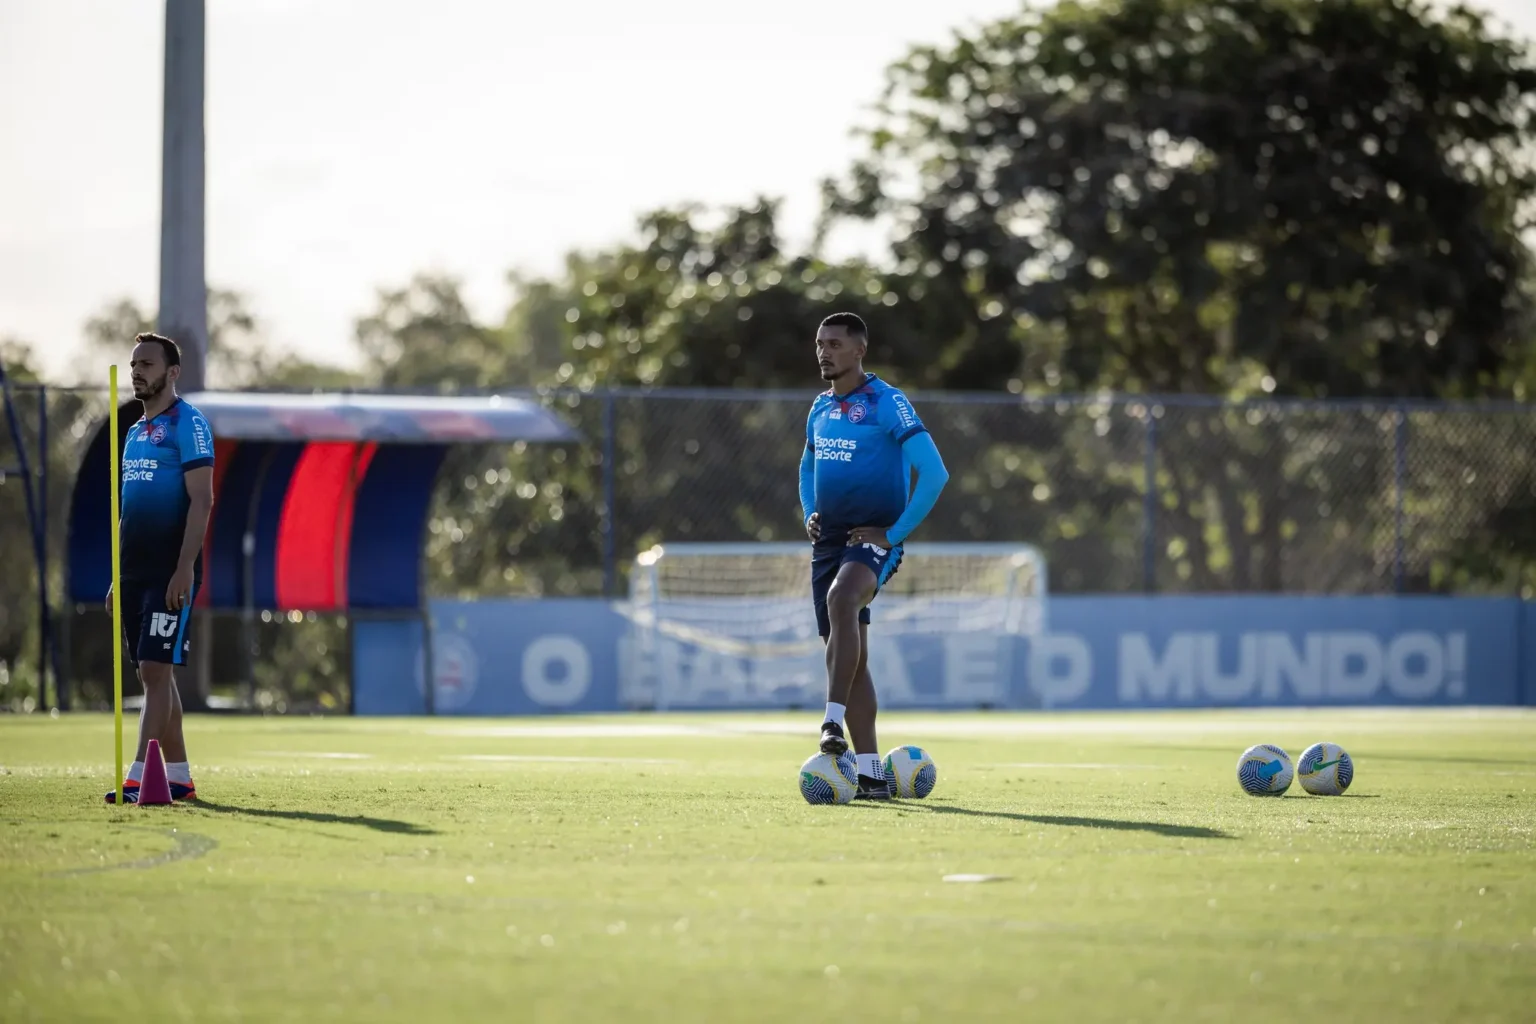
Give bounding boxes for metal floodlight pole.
[160,0,210,709]
[159,0,208,395]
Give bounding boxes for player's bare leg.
[133,664,175,762]
[819,562,876,757]
[845,624,877,757]
[134,662,195,799]
[845,623,893,798]
[163,669,189,764]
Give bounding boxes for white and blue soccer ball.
[1297,741,1354,796]
[799,751,858,805]
[1236,744,1294,796]
[883,745,938,799]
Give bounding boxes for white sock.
[823,702,846,727]
[166,761,192,785]
[126,761,145,783]
[857,753,884,779]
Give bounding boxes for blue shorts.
[120,577,195,666]
[811,537,903,638]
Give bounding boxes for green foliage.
[498,198,977,391]
[356,275,520,391]
[826,0,1536,399]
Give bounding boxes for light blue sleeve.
[799,444,816,525]
[886,432,948,546]
[179,404,215,472]
[800,404,817,525]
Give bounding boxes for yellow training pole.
[108,365,124,806]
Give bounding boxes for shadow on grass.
[855,800,1234,839]
[193,800,438,836]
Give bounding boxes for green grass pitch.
[2,708,1533,1022]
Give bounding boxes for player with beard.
[800,312,949,798]
[104,333,215,803]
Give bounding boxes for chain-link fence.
[4,382,1534,710]
[431,388,1536,600]
[0,383,112,710]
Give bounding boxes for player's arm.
[886,432,948,545]
[166,410,216,610]
[166,466,213,610]
[801,408,819,541]
[881,390,947,546]
[800,444,817,524]
[176,467,215,572]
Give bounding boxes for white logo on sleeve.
[191,414,214,458]
[892,393,918,430]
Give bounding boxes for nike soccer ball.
[799,751,858,805]
[883,745,938,799]
[836,749,858,790]
[1236,744,1294,796]
[1297,742,1354,796]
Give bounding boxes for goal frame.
[624,541,1049,711]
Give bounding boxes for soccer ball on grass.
[883,745,938,799]
[1236,744,1294,796]
[1297,741,1354,796]
[799,751,858,804]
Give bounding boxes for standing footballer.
[800,312,948,799]
[104,333,215,803]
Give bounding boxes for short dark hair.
[134,332,181,367]
[819,311,868,339]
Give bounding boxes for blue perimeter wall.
[353,596,1536,715]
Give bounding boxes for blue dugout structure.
[66,391,576,711]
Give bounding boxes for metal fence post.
[1394,405,1408,593]
[38,385,52,709]
[1142,408,1158,593]
[0,374,47,706]
[602,389,617,598]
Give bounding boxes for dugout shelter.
[64,391,577,711]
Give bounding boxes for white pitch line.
[420,708,1536,742]
[988,762,1160,770]
[424,725,723,739]
[252,751,374,759]
[445,754,684,765]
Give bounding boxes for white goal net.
[618,542,1047,710]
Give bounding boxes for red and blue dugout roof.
[68,392,577,612]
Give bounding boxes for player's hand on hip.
[848,526,891,550]
[166,566,194,612]
[805,512,821,543]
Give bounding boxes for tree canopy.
[824,0,1536,399]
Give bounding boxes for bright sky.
[2,0,1532,381]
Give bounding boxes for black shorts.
[810,536,903,638]
[120,577,196,666]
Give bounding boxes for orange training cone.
[138,739,173,806]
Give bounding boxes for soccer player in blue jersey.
[104,333,215,803]
[800,312,949,799]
